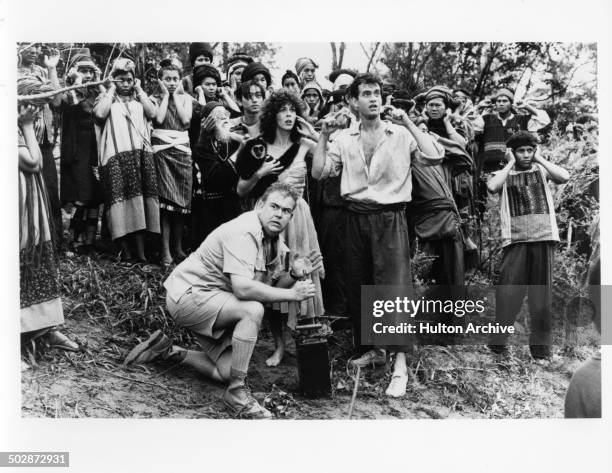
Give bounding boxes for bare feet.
[160,254,174,268]
[265,347,285,367]
[173,249,187,262]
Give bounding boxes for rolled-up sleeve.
[320,137,343,179]
[409,132,446,162]
[319,140,342,179]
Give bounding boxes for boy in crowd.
[477,88,550,174]
[230,80,265,138]
[487,131,569,359]
[151,62,193,266]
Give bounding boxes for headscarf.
[295,57,318,77]
[189,42,213,67]
[494,88,514,101]
[328,68,357,84]
[423,85,455,107]
[69,48,96,70]
[301,81,323,101]
[227,51,253,77]
[17,76,56,106]
[506,131,538,150]
[201,101,224,119]
[193,64,221,87]
[281,70,300,85]
[110,57,135,77]
[241,62,271,86]
[330,69,357,91]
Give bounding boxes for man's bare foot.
[265,348,285,367]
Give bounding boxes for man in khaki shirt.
[125,182,322,419]
[313,73,445,398]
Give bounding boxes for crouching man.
[125,182,320,418]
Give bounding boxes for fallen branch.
[347,365,361,419]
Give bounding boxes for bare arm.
[44,49,62,109]
[134,79,157,120]
[93,84,116,121]
[154,92,169,126]
[535,151,570,184]
[236,157,283,197]
[487,150,515,193]
[312,114,343,179]
[174,93,193,127]
[231,274,315,302]
[19,118,43,173]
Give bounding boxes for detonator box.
[294,322,332,397]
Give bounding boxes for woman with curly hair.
[235,89,324,367]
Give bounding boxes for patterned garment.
[506,170,550,216]
[19,130,64,332]
[94,95,160,240]
[499,164,559,248]
[151,97,192,214]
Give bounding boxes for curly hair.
[259,89,305,144]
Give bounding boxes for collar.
[349,120,395,136]
[495,111,515,122]
[245,211,290,252]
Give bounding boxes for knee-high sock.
[230,319,259,380]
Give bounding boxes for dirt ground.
[21,252,598,420]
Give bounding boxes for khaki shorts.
[166,288,235,362]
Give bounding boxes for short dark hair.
[110,68,134,79]
[157,64,181,80]
[506,130,538,150]
[260,181,299,206]
[236,80,266,102]
[281,70,300,87]
[348,73,382,99]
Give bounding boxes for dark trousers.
[344,207,413,353]
[317,205,347,317]
[493,242,554,346]
[420,233,466,341]
[40,142,62,249]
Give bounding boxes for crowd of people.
[17,43,600,419]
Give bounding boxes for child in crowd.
[59,48,105,254]
[487,131,569,359]
[151,62,193,266]
[93,58,160,263]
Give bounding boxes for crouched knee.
[242,301,264,325]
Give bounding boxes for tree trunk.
[222,42,229,71]
[338,42,345,69]
[365,42,380,72]
[330,42,338,70]
[474,42,499,100]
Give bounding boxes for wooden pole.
[18,79,116,102]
